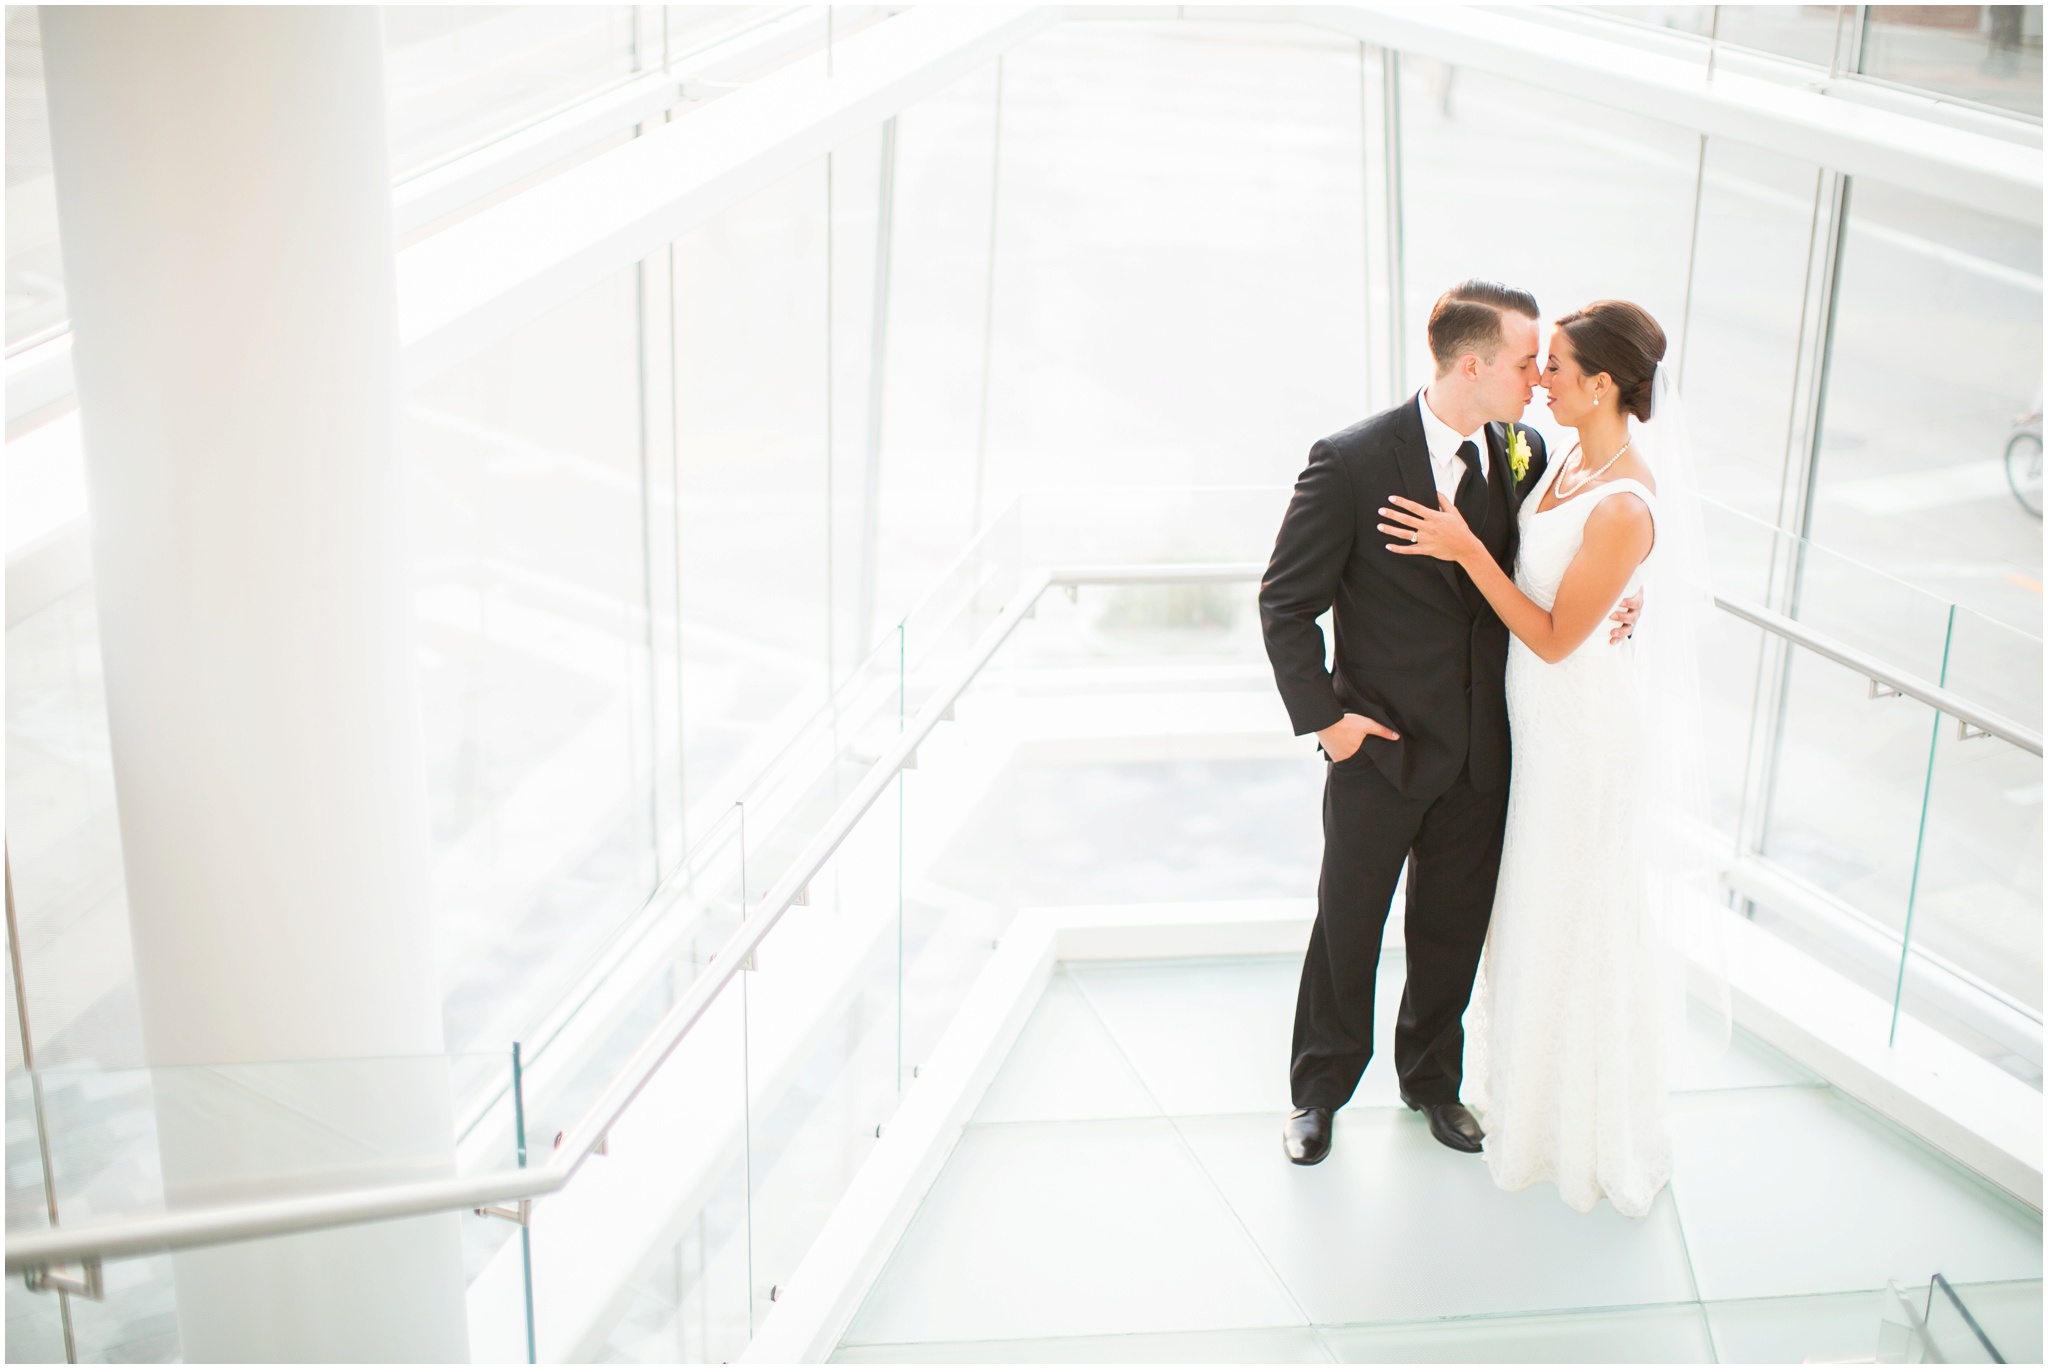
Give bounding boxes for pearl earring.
[1593,396,1600,406]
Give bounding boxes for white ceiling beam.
[392,69,688,237]
[1299,4,2041,225]
[390,7,889,237]
[395,5,1057,388]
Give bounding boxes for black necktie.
[1454,439,1488,529]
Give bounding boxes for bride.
[1376,299,1710,1218]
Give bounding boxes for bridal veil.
[1631,363,1733,1054]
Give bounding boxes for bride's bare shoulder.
[1581,486,1655,552]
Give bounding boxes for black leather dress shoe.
[1402,1095,1485,1153]
[1282,1107,1332,1165]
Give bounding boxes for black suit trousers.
[1290,750,1508,1110]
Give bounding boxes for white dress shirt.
[1415,389,1489,500]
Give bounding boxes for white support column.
[1357,43,1408,415]
[41,9,468,1361]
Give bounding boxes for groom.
[1260,280,1632,1164]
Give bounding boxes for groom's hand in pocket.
[1318,712,1399,763]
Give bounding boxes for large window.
[383,6,645,178]
[4,0,2039,1164]
[1861,4,2044,117]
[1590,5,2045,117]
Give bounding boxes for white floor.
[834,954,2043,1363]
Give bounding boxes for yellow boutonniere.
[1503,424,1532,483]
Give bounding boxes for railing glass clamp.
[25,1259,102,1300]
[1958,718,1991,742]
[474,1198,532,1227]
[1867,678,1903,700]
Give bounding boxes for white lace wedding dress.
[1466,460,1672,1219]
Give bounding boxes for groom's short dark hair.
[1428,280,1540,373]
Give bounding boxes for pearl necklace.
[1551,440,1631,501]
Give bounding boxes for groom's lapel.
[1392,402,1464,604]
[1487,424,1515,508]
[1493,422,1531,563]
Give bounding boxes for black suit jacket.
[1259,398,1549,800]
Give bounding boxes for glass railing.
[6,488,2038,1362]
[6,1050,532,1363]
[1702,496,2042,725]
[477,507,1023,1158]
[1699,498,2043,1088]
[1880,1273,2034,1363]
[588,493,1280,1361]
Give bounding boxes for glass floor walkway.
[834,951,2043,1364]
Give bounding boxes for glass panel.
[733,513,1024,1327]
[1702,497,2040,699]
[1943,1279,2045,1363]
[898,682,1013,1087]
[406,264,661,1062]
[1713,6,1855,67]
[499,551,998,1197]
[741,732,905,1338]
[1752,651,1944,1009]
[4,1051,520,1363]
[665,151,833,830]
[1860,6,2045,118]
[1808,176,2043,637]
[6,1052,520,1229]
[563,520,1002,1352]
[546,962,754,1363]
[4,584,141,1072]
[897,504,1022,725]
[509,798,747,1169]
[1696,581,1773,838]
[1395,53,1698,399]
[383,6,643,180]
[1778,522,1964,678]
[1714,510,2044,1083]
[1588,8,1720,40]
[1876,1279,1927,1363]
[868,62,1006,618]
[3,1271,70,1364]
[1896,712,2042,1086]
[1925,1276,2005,1362]
[1683,139,1827,527]
[5,8,64,351]
[980,19,1369,497]
[8,6,706,354]
[1589,4,1859,69]
[1946,602,2044,732]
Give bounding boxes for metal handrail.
[5,568,1050,1275]
[1715,594,2042,755]
[8,567,2037,1274]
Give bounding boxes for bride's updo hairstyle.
[1554,300,1667,421]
